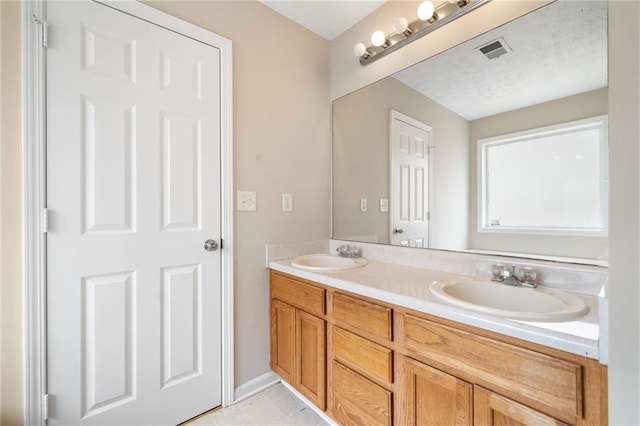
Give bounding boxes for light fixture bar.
[357,0,492,66]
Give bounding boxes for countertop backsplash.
[265,239,607,297]
[328,239,607,297]
[265,239,330,268]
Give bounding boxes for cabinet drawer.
[403,314,583,422]
[332,326,393,383]
[271,273,324,316]
[330,361,392,426]
[332,292,392,341]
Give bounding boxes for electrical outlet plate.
[380,198,389,212]
[360,197,368,212]
[282,194,293,212]
[237,191,257,211]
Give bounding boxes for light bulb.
[393,17,409,34]
[353,42,367,57]
[417,1,435,20]
[371,30,386,47]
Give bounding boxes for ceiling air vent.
[477,37,512,60]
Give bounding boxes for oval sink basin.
[291,254,368,272]
[430,281,589,321]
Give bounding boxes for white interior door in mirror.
[46,1,222,424]
[390,111,432,248]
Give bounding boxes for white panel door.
[390,112,432,247]
[46,1,222,424]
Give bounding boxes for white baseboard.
[233,371,281,404]
[280,380,338,426]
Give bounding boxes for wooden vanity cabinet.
[270,271,326,409]
[269,270,607,426]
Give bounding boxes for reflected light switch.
[380,199,389,212]
[282,194,293,212]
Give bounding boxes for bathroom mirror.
[332,0,608,264]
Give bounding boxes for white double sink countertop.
[269,258,601,360]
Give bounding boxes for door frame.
[22,1,235,423]
[389,109,434,247]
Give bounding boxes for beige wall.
[333,77,469,249]
[469,88,609,260]
[3,0,639,423]
[1,1,23,424]
[330,0,553,100]
[608,1,640,423]
[143,1,331,387]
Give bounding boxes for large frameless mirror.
[332,0,608,264]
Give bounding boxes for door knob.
[393,227,404,234]
[204,239,218,252]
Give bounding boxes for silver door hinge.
[32,15,49,48]
[426,211,431,221]
[42,208,49,233]
[43,393,49,420]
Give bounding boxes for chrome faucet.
[491,265,537,288]
[336,245,361,258]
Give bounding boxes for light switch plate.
[380,198,389,212]
[282,194,293,212]
[237,191,257,211]
[360,197,368,212]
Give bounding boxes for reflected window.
[478,115,608,236]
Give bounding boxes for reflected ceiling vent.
[477,37,512,60]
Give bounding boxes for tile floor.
[186,383,329,425]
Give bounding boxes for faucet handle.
[491,264,505,281]
[521,267,537,285]
[336,245,361,258]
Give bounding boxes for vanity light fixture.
[353,0,492,66]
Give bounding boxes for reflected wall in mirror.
[332,0,608,263]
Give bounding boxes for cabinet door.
[271,300,296,384]
[401,357,472,426]
[474,386,568,426]
[296,310,326,409]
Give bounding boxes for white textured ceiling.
[259,0,386,40]
[393,0,607,120]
